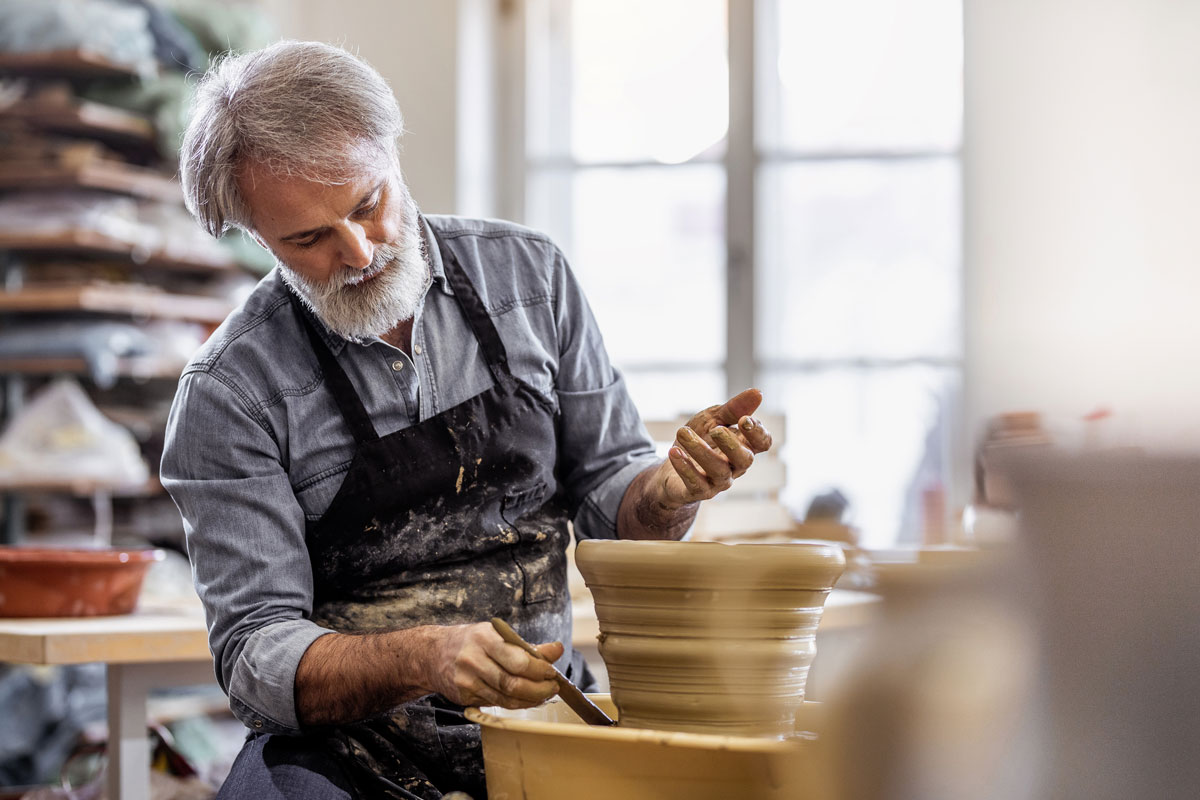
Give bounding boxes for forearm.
[616,461,699,540]
[294,626,438,726]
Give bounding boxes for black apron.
[288,229,589,799]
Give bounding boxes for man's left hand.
[657,387,773,507]
[617,388,774,540]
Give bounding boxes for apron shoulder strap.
[433,228,516,390]
[287,291,380,444]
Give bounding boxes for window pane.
[756,158,961,361]
[761,0,962,152]
[528,0,728,164]
[527,165,726,366]
[762,366,958,548]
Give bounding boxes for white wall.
[963,0,1200,466]
[258,0,495,215]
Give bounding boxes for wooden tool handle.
[489,617,616,726]
[491,617,543,659]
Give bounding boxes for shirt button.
[414,345,422,355]
[391,360,404,372]
[253,719,263,729]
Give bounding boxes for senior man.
[162,40,772,799]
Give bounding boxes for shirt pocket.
[492,302,558,406]
[501,483,569,605]
[293,461,352,521]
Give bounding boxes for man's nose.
[340,223,374,270]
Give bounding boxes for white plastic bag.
[0,378,149,486]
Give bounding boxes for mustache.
[331,243,401,289]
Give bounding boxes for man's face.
[238,157,429,341]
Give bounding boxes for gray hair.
[180,40,404,237]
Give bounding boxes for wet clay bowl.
[0,546,164,617]
[575,539,845,738]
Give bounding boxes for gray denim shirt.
[160,215,656,734]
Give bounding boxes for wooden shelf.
[0,476,162,498]
[0,50,142,81]
[0,285,232,324]
[0,162,180,203]
[0,354,185,380]
[0,231,239,273]
[2,99,156,149]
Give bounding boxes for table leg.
[106,661,217,800]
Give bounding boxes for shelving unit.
[0,231,238,273]
[0,161,181,202]
[0,354,186,381]
[0,50,141,81]
[0,285,232,323]
[1,98,156,148]
[0,49,249,546]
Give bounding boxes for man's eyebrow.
[279,181,385,242]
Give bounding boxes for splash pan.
[466,695,823,800]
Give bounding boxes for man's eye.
[354,199,381,218]
[295,235,321,249]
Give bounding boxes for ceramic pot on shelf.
[575,539,845,738]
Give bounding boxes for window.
[520,0,962,546]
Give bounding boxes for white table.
[0,607,214,800]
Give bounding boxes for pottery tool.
[490,617,616,726]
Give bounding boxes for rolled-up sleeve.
[161,369,332,734]
[548,247,658,539]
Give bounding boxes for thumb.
[715,387,763,425]
[535,641,565,665]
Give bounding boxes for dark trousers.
[217,733,355,800]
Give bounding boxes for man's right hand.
[296,621,564,726]
[426,621,563,709]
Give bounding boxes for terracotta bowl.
[575,539,845,738]
[0,546,164,617]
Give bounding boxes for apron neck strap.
[433,227,516,389]
[286,221,517,446]
[287,291,381,444]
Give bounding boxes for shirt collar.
[287,215,450,355]
[422,214,454,298]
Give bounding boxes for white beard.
[279,221,429,342]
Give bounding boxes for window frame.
[500,0,966,543]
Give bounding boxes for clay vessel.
[575,539,844,738]
[0,546,163,617]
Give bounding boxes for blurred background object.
[1007,452,1200,800]
[816,548,1036,800]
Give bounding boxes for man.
[162,40,772,799]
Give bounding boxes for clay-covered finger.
[494,671,559,706]
[453,669,507,708]
[490,641,556,681]
[474,685,512,708]
[711,425,755,475]
[738,416,774,452]
[677,427,732,488]
[668,445,709,497]
[476,657,558,705]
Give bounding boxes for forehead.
[237,159,387,237]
